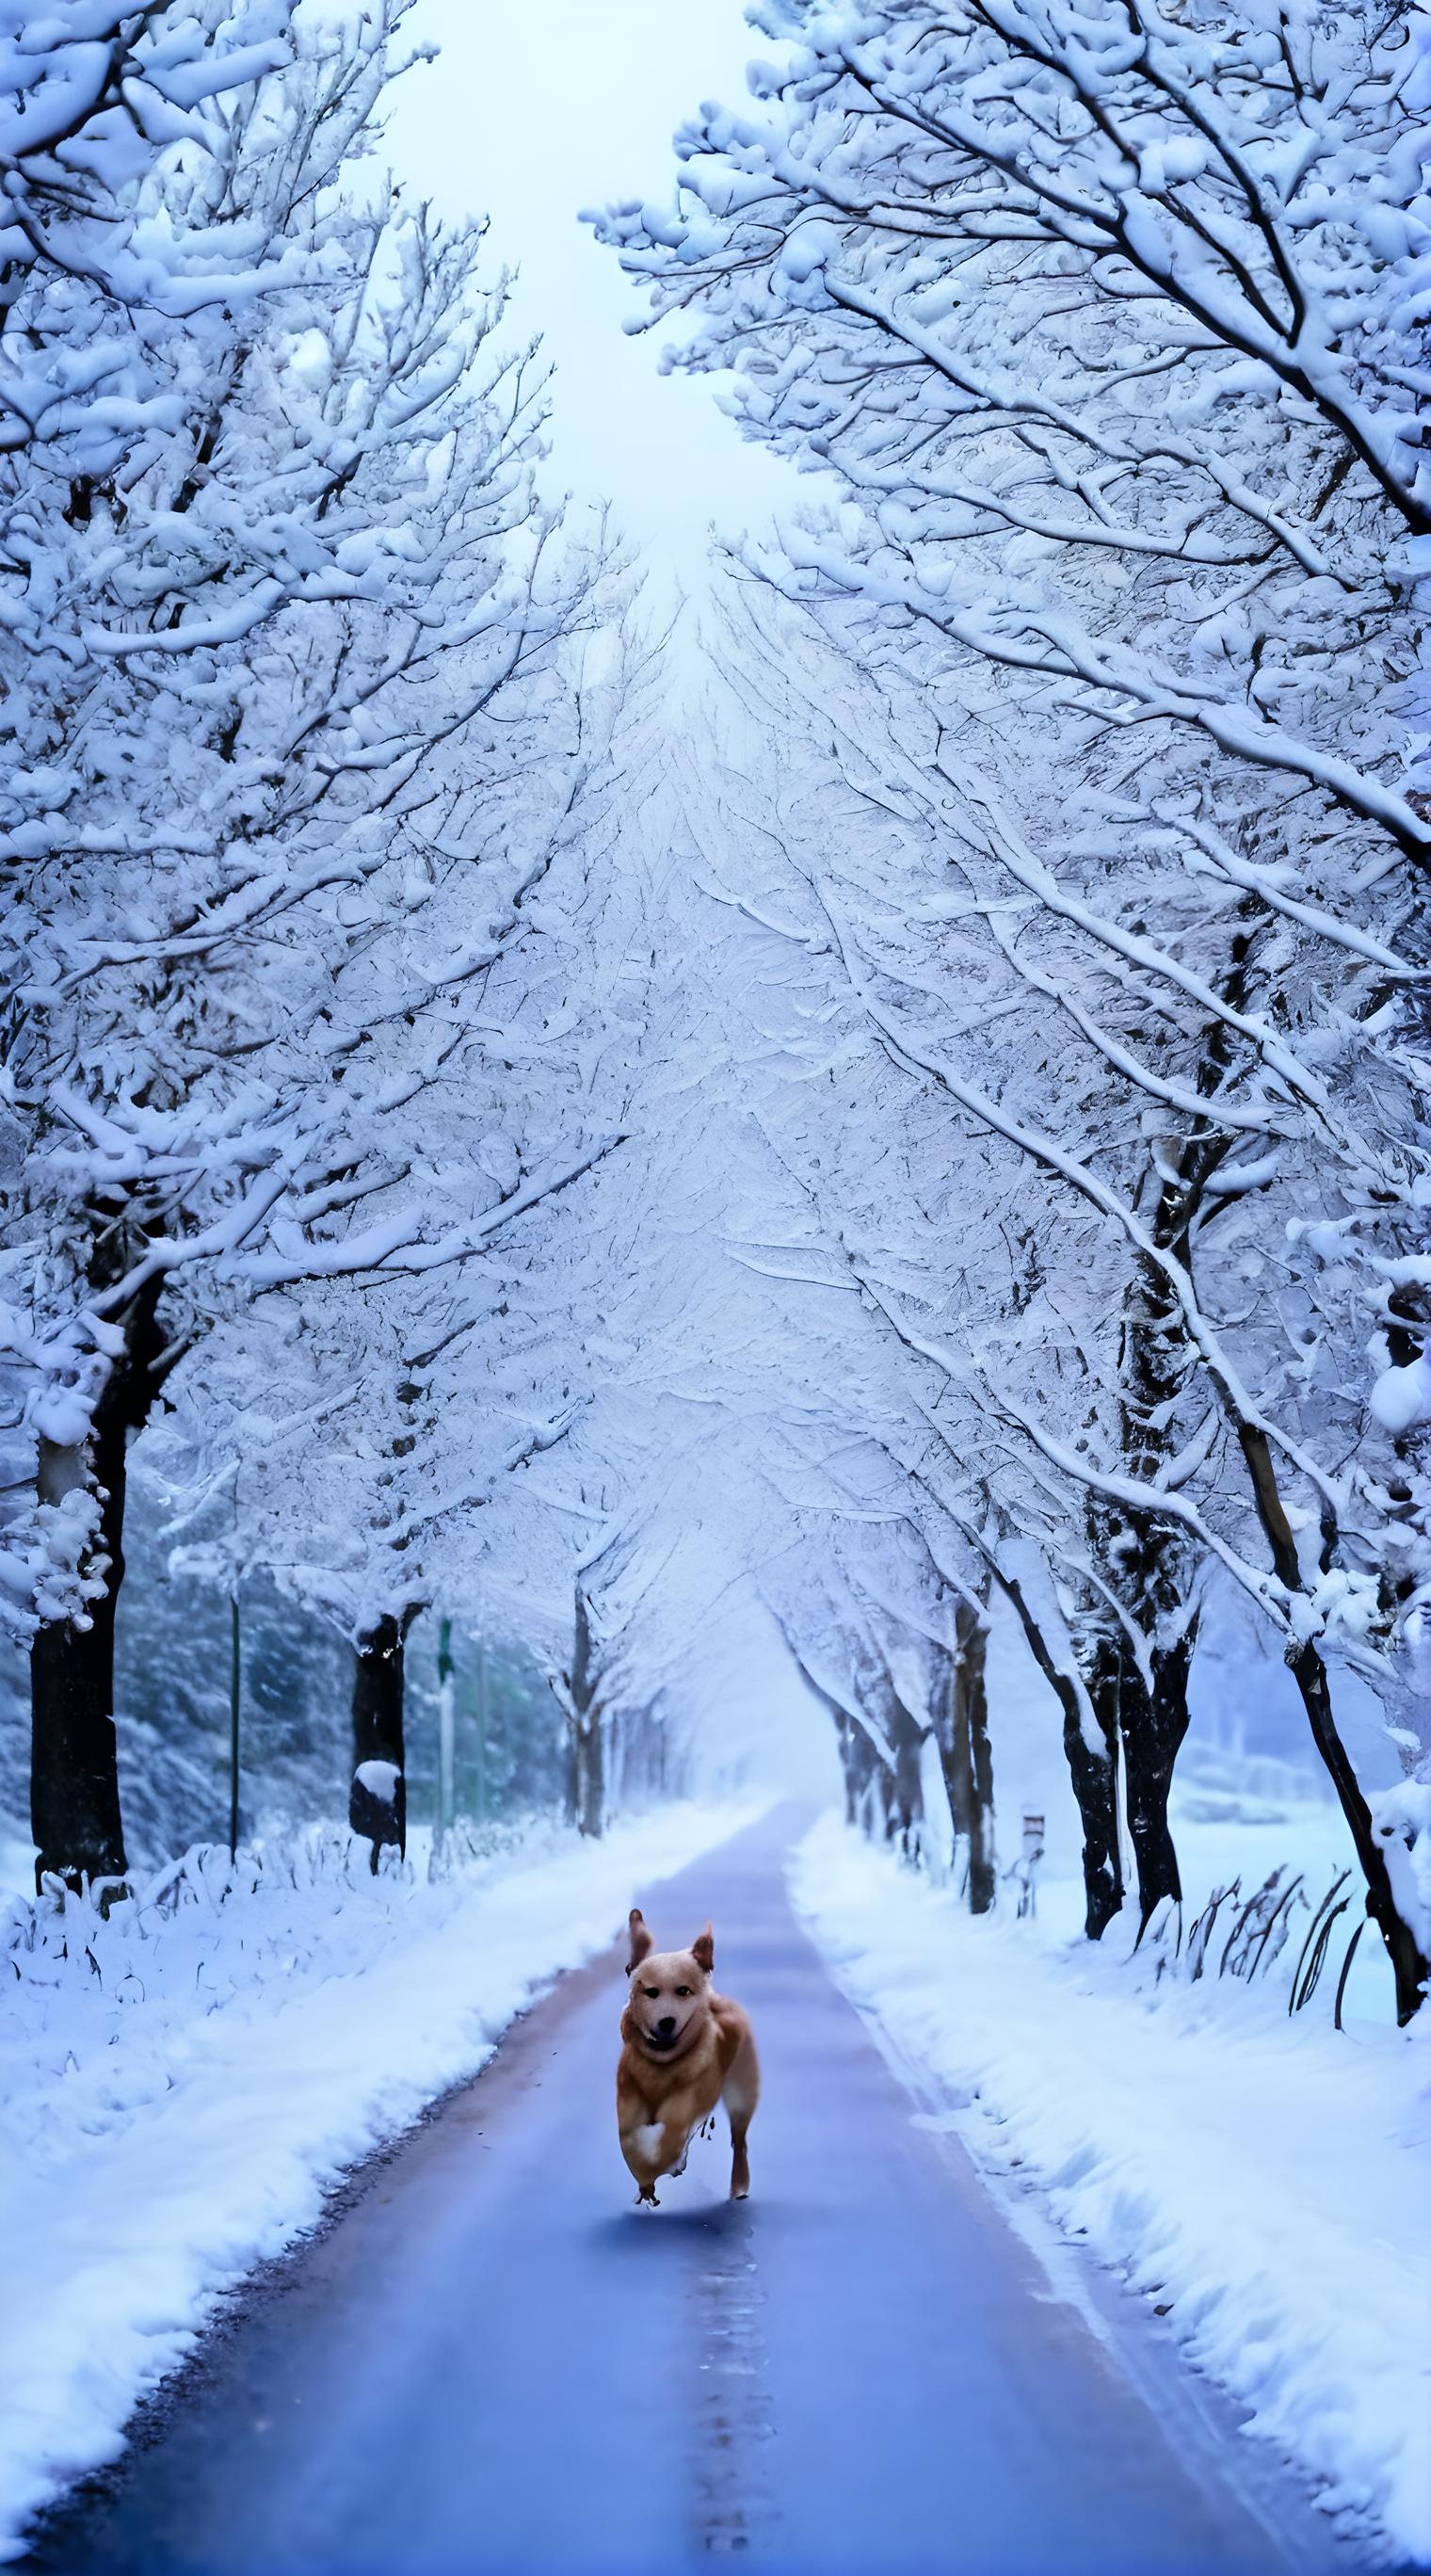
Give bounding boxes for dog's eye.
[642,1986,659,2000]
[675,1986,691,1998]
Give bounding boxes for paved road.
[36,1808,1370,2576]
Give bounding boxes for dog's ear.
[626,1908,654,1973]
[691,1922,715,1977]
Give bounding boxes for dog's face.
[625,1912,714,2053]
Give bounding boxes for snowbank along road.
[32,1809,1392,2576]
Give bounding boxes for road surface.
[35,1807,1371,2576]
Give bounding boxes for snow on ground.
[0,1799,756,2561]
[791,1806,1431,2569]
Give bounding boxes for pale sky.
[384,0,800,583]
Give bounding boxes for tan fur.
[616,1909,760,2205]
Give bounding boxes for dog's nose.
[654,2015,677,2038]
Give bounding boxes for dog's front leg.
[619,2116,687,2205]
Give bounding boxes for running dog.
[616,1910,760,2206]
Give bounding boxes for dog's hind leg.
[721,2030,760,2201]
[729,2115,751,2201]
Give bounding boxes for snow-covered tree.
[118,610,659,1867]
[0,5,622,1884]
[596,3,1431,2016]
[596,0,1428,836]
[702,570,1429,1995]
[0,3,296,459]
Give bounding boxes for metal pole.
[228,1591,241,1862]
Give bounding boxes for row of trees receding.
[0,4,667,1887]
[600,0,1431,2019]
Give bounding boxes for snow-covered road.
[32,1809,1381,2575]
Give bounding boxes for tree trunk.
[574,1715,605,1839]
[434,1616,455,1857]
[349,1612,409,1871]
[29,1267,166,1891]
[1134,1037,1431,2016]
[563,1705,581,1829]
[959,1600,996,1912]
[938,1598,996,1912]
[1054,1618,1121,1940]
[1094,1137,1215,1935]
[1067,1731,1124,1933]
[1095,1479,1198,1929]
[30,1431,128,1890]
[991,1553,1123,1939]
[1118,1623,1196,1927]
[882,1688,925,1861]
[838,1710,859,1826]
[1099,1237,1201,1929]
[873,1755,897,1843]
[1233,1421,1427,2021]
[818,1693,860,1826]
[1284,1638,1425,2023]
[565,1586,606,1838]
[844,1721,880,1838]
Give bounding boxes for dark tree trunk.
[29,1267,166,1891]
[966,1641,995,1913]
[1069,1622,1126,1940]
[772,1632,866,1837]
[944,1597,996,1912]
[565,1587,605,1838]
[882,1687,925,1861]
[1118,1622,1196,1927]
[992,1552,1122,1939]
[815,1693,860,1826]
[349,1612,410,1871]
[817,1691,860,1827]
[863,1716,900,1843]
[844,1721,881,1838]
[1085,1518,1198,1931]
[839,1710,859,1826]
[1097,1225,1203,1929]
[1236,1422,1427,2021]
[1284,1639,1424,2023]
[1151,935,1430,2020]
[30,1431,128,1890]
[874,1759,897,1843]
[573,1715,605,1839]
[962,1597,993,1906]
[563,1715,581,1829]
